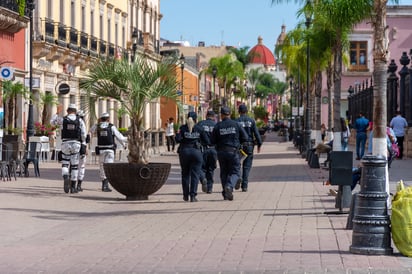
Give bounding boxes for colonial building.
[1,0,163,141]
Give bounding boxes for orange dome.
[248,36,276,66]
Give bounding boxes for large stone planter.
[104,162,171,200]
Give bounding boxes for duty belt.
[218,146,238,153]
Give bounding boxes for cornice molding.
[0,8,28,33]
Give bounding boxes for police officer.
[76,110,90,192]
[236,104,262,192]
[51,104,87,194]
[211,106,248,201]
[175,111,210,202]
[90,112,127,192]
[197,110,217,193]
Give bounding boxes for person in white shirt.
[390,110,408,159]
[50,104,87,194]
[90,112,127,192]
[165,117,176,152]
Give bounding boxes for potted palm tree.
[80,54,179,200]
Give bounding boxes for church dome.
[248,36,276,66]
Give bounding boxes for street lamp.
[212,65,217,111]
[26,0,35,141]
[131,28,138,62]
[303,0,313,156]
[179,53,185,124]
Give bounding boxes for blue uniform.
[197,118,217,192]
[211,117,248,200]
[176,123,210,201]
[237,114,263,191]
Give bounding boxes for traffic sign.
[0,67,14,80]
[57,82,70,94]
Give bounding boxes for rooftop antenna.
[221,30,225,46]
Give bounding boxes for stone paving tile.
[0,132,412,273]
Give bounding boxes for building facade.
[1,0,163,142]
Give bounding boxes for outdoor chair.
[22,142,42,177]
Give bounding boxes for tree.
[2,80,27,134]
[79,55,179,165]
[208,54,243,108]
[35,91,59,125]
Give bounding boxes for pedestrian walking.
[90,112,127,192]
[50,104,87,194]
[340,117,350,151]
[211,106,248,201]
[321,123,327,142]
[390,110,408,159]
[236,104,262,192]
[165,117,176,152]
[175,111,210,202]
[354,111,369,160]
[197,110,217,193]
[76,110,90,192]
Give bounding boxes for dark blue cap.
[206,110,215,116]
[220,106,230,115]
[188,111,197,120]
[238,104,247,113]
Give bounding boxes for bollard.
[349,155,393,255]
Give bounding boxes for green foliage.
[16,0,26,16]
[256,120,266,129]
[79,54,179,164]
[118,127,129,135]
[253,105,268,120]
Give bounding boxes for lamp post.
[179,53,185,124]
[212,65,217,112]
[26,0,35,141]
[131,28,138,62]
[289,78,294,142]
[303,0,312,157]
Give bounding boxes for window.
[349,41,368,71]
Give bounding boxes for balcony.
[79,32,88,55]
[99,40,107,56]
[56,23,67,47]
[68,27,79,51]
[0,0,29,33]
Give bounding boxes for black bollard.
[349,155,393,255]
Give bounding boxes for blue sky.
[160,0,303,49]
[160,0,412,50]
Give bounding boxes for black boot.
[63,175,70,193]
[102,179,112,192]
[70,181,78,193]
[77,180,83,192]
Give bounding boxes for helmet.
[100,112,110,119]
[77,110,85,117]
[67,103,77,112]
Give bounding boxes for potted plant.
[80,54,179,200]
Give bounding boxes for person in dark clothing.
[354,111,369,160]
[176,111,210,202]
[236,104,262,192]
[211,106,248,201]
[197,110,217,193]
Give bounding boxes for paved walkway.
[0,132,412,273]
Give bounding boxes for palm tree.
[35,91,59,125]
[228,46,251,69]
[2,80,27,134]
[79,55,179,165]
[208,54,243,108]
